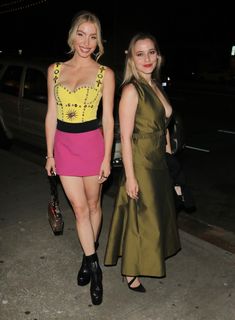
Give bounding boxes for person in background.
[104,32,180,292]
[45,10,115,305]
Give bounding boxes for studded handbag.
[47,174,64,235]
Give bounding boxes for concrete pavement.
[0,149,234,320]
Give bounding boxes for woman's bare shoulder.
[101,66,115,84]
[102,65,114,77]
[121,83,138,97]
[48,62,56,72]
[47,61,62,73]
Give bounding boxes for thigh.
[83,176,102,203]
[60,176,87,205]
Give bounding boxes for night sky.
[0,0,234,76]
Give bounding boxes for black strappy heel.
[127,276,146,293]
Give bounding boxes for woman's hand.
[125,177,139,199]
[98,159,111,184]
[45,158,56,176]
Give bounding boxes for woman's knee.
[71,201,89,222]
[88,200,101,216]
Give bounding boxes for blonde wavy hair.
[123,33,162,84]
[67,10,104,61]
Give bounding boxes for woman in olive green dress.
[104,33,181,292]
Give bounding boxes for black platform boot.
[77,242,99,286]
[86,252,103,305]
[77,254,90,286]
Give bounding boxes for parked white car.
[0,57,49,149]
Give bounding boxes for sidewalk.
[0,149,234,320]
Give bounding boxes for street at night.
[0,1,235,319]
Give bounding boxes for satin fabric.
[104,79,181,277]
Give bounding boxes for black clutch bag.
[47,174,64,235]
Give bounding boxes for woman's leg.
[83,176,102,242]
[60,175,103,305]
[59,175,97,255]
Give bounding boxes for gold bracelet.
[45,156,54,159]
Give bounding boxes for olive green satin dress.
[104,79,181,277]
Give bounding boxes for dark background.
[0,0,234,77]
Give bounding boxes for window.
[24,68,47,103]
[0,65,23,96]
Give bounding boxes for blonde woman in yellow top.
[45,11,115,305]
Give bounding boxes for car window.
[0,65,23,96]
[24,68,47,103]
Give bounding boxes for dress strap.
[53,62,62,84]
[131,80,145,99]
[95,65,106,89]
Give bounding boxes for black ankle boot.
[77,242,99,286]
[86,253,103,305]
[77,254,90,286]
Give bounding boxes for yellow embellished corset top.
[53,62,106,124]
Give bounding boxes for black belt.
[57,119,100,133]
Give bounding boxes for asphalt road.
[168,83,235,232]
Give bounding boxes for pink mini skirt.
[54,128,104,176]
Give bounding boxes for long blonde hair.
[67,10,104,61]
[123,33,162,84]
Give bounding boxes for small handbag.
[47,174,64,235]
[165,152,196,214]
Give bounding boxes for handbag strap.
[48,175,59,202]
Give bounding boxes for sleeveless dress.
[53,63,106,176]
[104,79,181,277]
